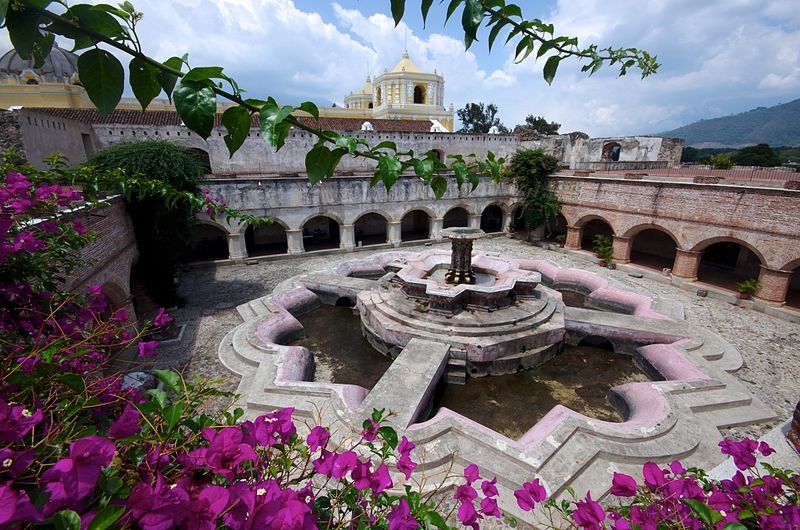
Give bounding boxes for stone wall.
[0,110,25,160]
[18,109,97,167]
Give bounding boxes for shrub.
[593,234,614,264]
[508,148,561,233]
[709,154,735,170]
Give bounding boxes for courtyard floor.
[161,237,800,441]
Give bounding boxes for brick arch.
[623,223,680,246]
[101,281,129,312]
[351,209,391,225]
[780,257,800,271]
[691,236,767,267]
[574,214,617,234]
[481,200,509,214]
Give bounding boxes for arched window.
[375,87,382,106]
[601,142,621,162]
[413,85,425,104]
[368,102,373,109]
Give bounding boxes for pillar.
[565,225,582,249]
[341,224,355,252]
[468,214,480,229]
[388,221,402,247]
[286,229,304,255]
[501,210,513,233]
[228,233,247,260]
[755,266,791,303]
[432,217,444,241]
[672,249,702,280]
[612,236,632,263]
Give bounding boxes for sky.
[2,0,799,137]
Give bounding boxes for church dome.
[391,50,422,73]
[0,45,80,83]
[357,76,373,95]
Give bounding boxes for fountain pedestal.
[441,227,485,285]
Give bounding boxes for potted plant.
[736,278,760,299]
[593,234,614,267]
[554,233,567,247]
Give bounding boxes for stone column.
[431,217,444,241]
[501,210,513,233]
[341,224,356,251]
[228,233,247,261]
[755,266,792,303]
[286,229,304,255]
[468,214,481,229]
[565,225,582,249]
[672,249,702,280]
[612,236,633,263]
[387,221,402,247]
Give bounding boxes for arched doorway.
[189,223,229,261]
[601,142,621,162]
[787,267,800,309]
[480,204,503,233]
[545,214,568,241]
[630,228,678,271]
[697,241,762,292]
[401,209,430,241]
[580,219,614,251]
[302,216,340,251]
[443,207,469,228]
[511,206,525,232]
[413,85,425,104]
[354,213,388,246]
[245,223,288,256]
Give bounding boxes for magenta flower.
[306,425,330,452]
[330,450,359,480]
[42,436,116,510]
[201,426,258,480]
[758,441,776,457]
[481,477,498,498]
[463,463,481,484]
[719,438,759,470]
[396,454,417,480]
[361,418,379,442]
[184,485,230,530]
[108,403,142,439]
[128,475,190,529]
[352,461,393,494]
[153,307,174,328]
[0,484,41,526]
[397,435,415,457]
[245,407,297,446]
[0,447,35,478]
[514,478,547,511]
[387,498,419,530]
[610,472,637,497]
[454,484,478,504]
[572,492,606,530]
[137,340,159,359]
[669,460,686,475]
[0,398,43,442]
[457,499,482,530]
[480,497,501,518]
[642,461,668,489]
[72,220,87,234]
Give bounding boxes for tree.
[507,148,561,233]
[2,1,659,197]
[733,143,781,167]
[457,102,508,134]
[681,146,699,163]
[708,154,734,169]
[515,115,561,137]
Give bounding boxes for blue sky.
[2,0,798,137]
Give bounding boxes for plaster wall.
[19,108,96,167]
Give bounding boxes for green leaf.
[371,141,397,152]
[157,56,184,102]
[536,40,556,59]
[378,425,398,449]
[722,524,747,530]
[461,0,482,50]
[87,505,125,530]
[543,55,561,85]
[468,170,479,191]
[445,0,462,24]
[78,48,124,116]
[221,106,251,157]
[421,510,448,530]
[453,162,468,187]
[182,66,225,82]
[154,369,182,395]
[0,0,9,27]
[146,388,168,409]
[682,499,723,526]
[129,57,161,110]
[390,0,404,26]
[69,4,128,40]
[56,373,85,393]
[377,155,402,191]
[335,135,359,154]
[259,98,295,150]
[305,145,346,184]
[163,403,185,430]
[413,158,434,182]
[421,0,433,27]
[487,19,508,52]
[431,175,447,199]
[297,101,319,118]
[6,4,41,60]
[173,79,216,139]
[52,510,81,530]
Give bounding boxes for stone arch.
[189,221,229,261]
[354,212,388,246]
[101,281,129,313]
[401,208,432,241]
[433,149,446,162]
[576,215,615,251]
[413,84,426,104]
[692,237,765,292]
[545,213,568,241]
[511,204,526,232]
[246,220,288,256]
[186,147,212,173]
[601,142,621,162]
[626,225,679,271]
[783,260,800,309]
[302,215,341,251]
[443,206,470,228]
[480,203,503,233]
[368,102,373,109]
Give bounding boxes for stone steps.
[446,357,467,385]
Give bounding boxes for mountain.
[658,99,800,148]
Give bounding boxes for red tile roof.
[26,108,435,132]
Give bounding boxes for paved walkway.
[165,237,800,440]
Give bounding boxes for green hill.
[660,99,800,148]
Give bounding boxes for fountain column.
[441,228,485,285]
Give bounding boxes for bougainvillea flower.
[481,477,498,498]
[306,425,330,452]
[514,478,547,511]
[642,462,668,489]
[397,435,415,457]
[108,403,142,439]
[571,492,606,530]
[42,436,116,509]
[128,475,190,530]
[457,499,482,530]
[152,307,174,328]
[396,454,417,480]
[245,407,297,447]
[0,485,41,526]
[184,485,230,530]
[361,418,379,442]
[0,447,35,478]
[669,460,686,475]
[201,427,258,481]
[480,496,501,518]
[610,472,637,497]
[758,441,776,457]
[719,438,759,470]
[137,340,159,359]
[387,498,418,530]
[330,450,358,480]
[463,463,480,484]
